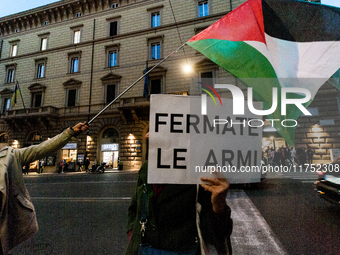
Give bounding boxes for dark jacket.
[0,127,76,254]
[126,161,232,254]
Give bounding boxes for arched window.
[0,133,9,143]
[102,128,119,139]
[28,132,42,143]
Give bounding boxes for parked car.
[314,161,340,205]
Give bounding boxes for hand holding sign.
[201,177,230,214]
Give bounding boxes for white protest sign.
[148,94,263,184]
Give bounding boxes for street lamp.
[183,63,193,73]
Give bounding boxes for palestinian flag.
[187,0,340,145]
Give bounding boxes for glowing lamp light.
[12,140,19,149]
[312,124,322,133]
[183,64,193,73]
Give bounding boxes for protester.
[307,147,315,165]
[38,159,44,174]
[0,122,89,255]
[270,148,275,165]
[23,163,29,175]
[300,147,307,166]
[280,147,286,166]
[126,133,233,255]
[58,160,63,174]
[290,147,296,163]
[84,158,90,172]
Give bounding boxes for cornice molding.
[0,0,165,37]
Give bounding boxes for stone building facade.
[0,0,337,172]
[0,0,247,171]
[295,82,340,164]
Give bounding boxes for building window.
[150,78,162,94]
[37,64,45,78]
[101,73,121,103]
[41,38,48,51]
[38,33,50,51]
[194,58,219,87]
[151,12,160,27]
[306,107,319,116]
[71,58,79,73]
[5,66,16,83]
[141,63,166,97]
[75,12,82,18]
[111,3,119,8]
[105,44,120,68]
[28,132,42,142]
[0,133,9,143]
[2,98,11,113]
[68,51,81,73]
[200,71,215,88]
[70,25,83,44]
[108,51,117,67]
[10,44,18,57]
[147,5,163,28]
[63,78,81,107]
[198,1,209,17]
[35,58,47,79]
[67,89,77,107]
[151,43,161,60]
[14,29,19,33]
[28,83,46,108]
[107,17,120,37]
[31,92,42,107]
[109,21,118,36]
[106,84,116,103]
[74,30,81,44]
[43,21,48,26]
[201,71,213,80]
[148,36,163,61]
[7,69,15,83]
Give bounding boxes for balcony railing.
[2,106,58,119]
[1,96,150,120]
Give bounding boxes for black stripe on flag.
[263,0,340,42]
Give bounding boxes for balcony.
[1,106,58,131]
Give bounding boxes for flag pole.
[16,81,26,111]
[88,42,186,124]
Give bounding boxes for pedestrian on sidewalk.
[307,146,315,165]
[38,159,44,174]
[22,163,29,175]
[58,160,63,174]
[0,122,89,255]
[84,158,90,172]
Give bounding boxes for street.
[9,171,340,255]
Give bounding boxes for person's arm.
[15,122,89,165]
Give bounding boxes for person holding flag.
[0,122,89,255]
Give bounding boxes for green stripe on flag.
[187,39,310,145]
[187,39,277,78]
